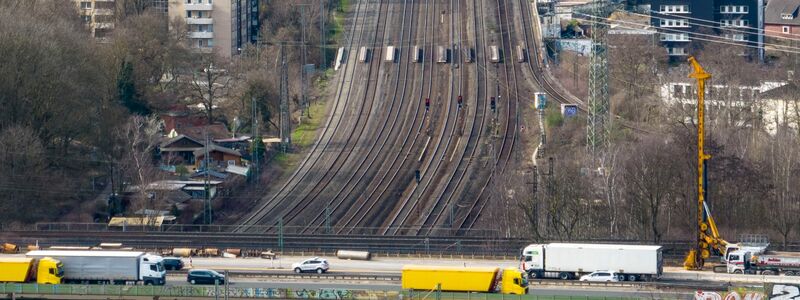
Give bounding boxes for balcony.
[188,31,214,39]
[186,17,213,25]
[93,8,114,16]
[94,22,115,29]
[185,4,213,11]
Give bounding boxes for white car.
[579,271,619,282]
[291,257,329,274]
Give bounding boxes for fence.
[0,284,641,300]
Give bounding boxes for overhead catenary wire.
[575,12,800,53]
[647,9,800,41]
[577,16,800,55]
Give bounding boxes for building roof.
[193,144,242,157]
[171,124,231,141]
[160,134,205,150]
[760,82,800,99]
[765,0,800,26]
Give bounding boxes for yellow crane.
[683,56,729,270]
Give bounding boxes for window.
[659,18,689,27]
[721,5,748,14]
[525,256,532,262]
[207,39,214,47]
[149,265,157,271]
[185,0,191,3]
[49,268,55,275]
[667,47,686,56]
[186,11,192,18]
[724,33,746,41]
[781,13,794,20]
[784,26,791,33]
[81,15,91,23]
[80,1,91,9]
[659,5,689,13]
[721,19,749,27]
[661,33,689,41]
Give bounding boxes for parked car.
[187,269,225,285]
[291,257,329,274]
[162,257,184,271]
[579,271,619,282]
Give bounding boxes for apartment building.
[232,0,261,54]
[75,0,116,39]
[649,0,763,60]
[169,0,233,58]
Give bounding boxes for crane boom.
[684,56,728,270]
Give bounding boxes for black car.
[187,269,225,285]
[162,257,184,271]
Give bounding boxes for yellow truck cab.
[401,265,528,295]
[0,257,64,284]
[500,268,529,295]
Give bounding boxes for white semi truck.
[726,250,800,276]
[520,243,663,281]
[27,250,166,285]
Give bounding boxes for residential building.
[232,0,261,54]
[649,0,763,59]
[74,0,116,39]
[660,80,797,134]
[169,0,233,58]
[764,0,800,39]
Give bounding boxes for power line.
[633,10,800,43]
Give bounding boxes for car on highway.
[162,257,184,271]
[579,271,619,282]
[187,269,225,285]
[291,257,329,274]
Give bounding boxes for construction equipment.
[683,56,729,270]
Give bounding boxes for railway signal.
[457,95,463,109]
[425,98,430,111]
[490,97,496,112]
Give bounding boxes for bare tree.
[117,115,164,224]
[188,55,233,125]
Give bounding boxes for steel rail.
[233,0,370,232]
[337,1,433,234]
[300,0,415,234]
[276,0,402,228]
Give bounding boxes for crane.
[683,56,729,270]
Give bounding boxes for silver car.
[291,257,329,274]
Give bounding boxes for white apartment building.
[74,0,116,39]
[169,0,232,58]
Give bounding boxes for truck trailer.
[401,265,528,294]
[727,250,800,276]
[0,257,63,284]
[521,243,663,281]
[27,250,166,285]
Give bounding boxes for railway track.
[277,0,406,229]
[233,0,373,233]
[335,0,433,234]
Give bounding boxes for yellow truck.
[0,257,63,284]
[401,265,528,295]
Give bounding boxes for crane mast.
[684,56,728,270]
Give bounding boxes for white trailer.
[516,45,526,63]
[489,46,500,63]
[437,46,447,63]
[385,46,396,62]
[521,243,662,281]
[27,250,166,285]
[334,47,345,71]
[358,46,369,63]
[411,46,421,63]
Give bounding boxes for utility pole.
[586,0,611,156]
[279,43,291,152]
[250,95,259,178]
[297,4,311,119]
[320,0,327,69]
[204,128,212,225]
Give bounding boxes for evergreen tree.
[117,59,150,115]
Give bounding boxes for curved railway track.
[298,0,416,234]
[233,0,372,232]
[336,0,433,235]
